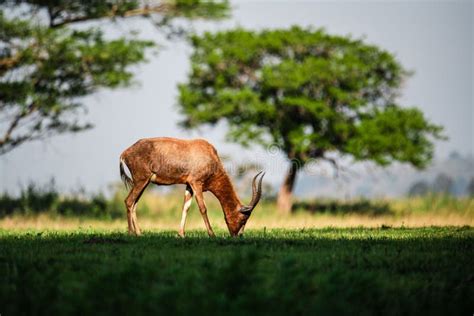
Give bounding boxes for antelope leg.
[124,179,149,236]
[191,184,215,237]
[179,185,194,237]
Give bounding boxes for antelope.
[119,137,265,237]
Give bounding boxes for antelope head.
[226,171,265,236]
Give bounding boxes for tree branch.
[49,4,170,28]
[0,103,37,148]
[323,157,340,177]
[0,132,43,155]
[322,156,359,181]
[0,53,23,76]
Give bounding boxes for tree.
[0,0,229,154]
[432,173,454,195]
[178,27,445,212]
[408,180,430,197]
[467,177,474,197]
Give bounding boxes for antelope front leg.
[179,185,193,237]
[192,185,216,237]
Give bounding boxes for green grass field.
[1,227,472,315]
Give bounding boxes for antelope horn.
[241,171,265,214]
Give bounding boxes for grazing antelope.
[119,137,265,237]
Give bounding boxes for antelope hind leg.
[179,185,194,237]
[124,179,149,236]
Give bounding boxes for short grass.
[1,227,472,315]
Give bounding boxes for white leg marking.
[180,191,193,234]
[184,198,192,209]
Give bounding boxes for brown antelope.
[119,137,265,237]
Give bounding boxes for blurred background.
[0,0,472,229]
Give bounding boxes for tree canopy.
[178,27,445,211]
[0,0,230,154]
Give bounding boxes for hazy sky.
[1,0,472,194]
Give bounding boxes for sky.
[1,0,473,195]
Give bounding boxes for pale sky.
[1,0,472,195]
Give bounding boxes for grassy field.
[1,191,473,230]
[1,191,473,314]
[1,227,473,315]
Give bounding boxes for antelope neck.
[208,171,243,218]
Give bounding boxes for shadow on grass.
[293,199,393,216]
[0,228,472,315]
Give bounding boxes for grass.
[1,186,472,314]
[1,180,472,233]
[1,195,472,231]
[1,188,472,231]
[0,227,473,315]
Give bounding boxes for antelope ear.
[239,206,252,215]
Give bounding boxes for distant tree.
[0,0,230,154]
[432,173,454,195]
[448,151,462,160]
[408,180,430,197]
[232,161,263,196]
[178,27,445,212]
[467,177,474,197]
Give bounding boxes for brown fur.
[119,137,264,237]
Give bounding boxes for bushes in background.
[1,180,472,219]
[0,181,124,219]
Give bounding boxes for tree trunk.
[277,161,299,214]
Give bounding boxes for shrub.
[0,181,126,219]
[20,182,59,213]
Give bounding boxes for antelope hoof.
[178,231,185,238]
[129,229,141,236]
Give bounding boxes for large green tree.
[178,27,444,212]
[0,0,229,154]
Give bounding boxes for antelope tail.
[119,158,134,190]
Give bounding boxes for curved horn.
[246,171,265,211]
